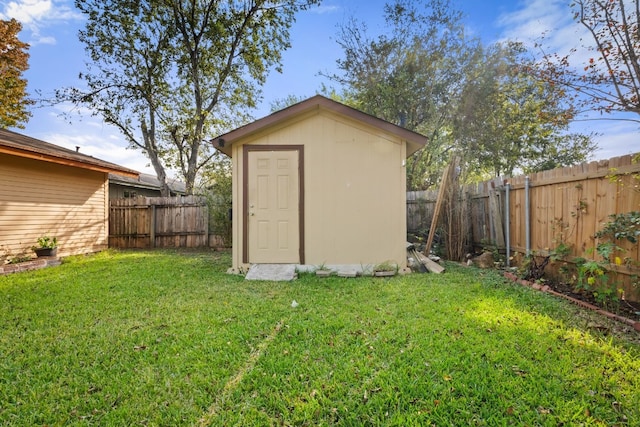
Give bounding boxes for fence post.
[505,183,511,267]
[150,204,156,248]
[204,202,209,247]
[524,176,530,256]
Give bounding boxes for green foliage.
[8,255,33,264]
[568,212,640,309]
[0,251,638,425]
[61,0,320,194]
[35,235,57,249]
[595,211,640,244]
[452,41,595,178]
[0,19,33,128]
[327,0,594,189]
[574,257,606,291]
[198,154,232,246]
[372,260,398,273]
[327,0,474,189]
[550,242,572,261]
[549,219,573,263]
[269,94,308,112]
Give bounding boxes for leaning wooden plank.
[424,162,452,256]
[487,180,505,248]
[416,251,445,274]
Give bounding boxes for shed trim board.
[242,145,305,264]
[214,95,427,158]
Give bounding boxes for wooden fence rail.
[408,153,640,300]
[109,195,218,249]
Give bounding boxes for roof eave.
[212,95,427,159]
[0,146,139,178]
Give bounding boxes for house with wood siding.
[0,128,138,262]
[109,173,186,199]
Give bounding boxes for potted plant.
[33,235,58,257]
[373,261,398,277]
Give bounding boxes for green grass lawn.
[1,249,638,426]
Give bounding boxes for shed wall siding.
[232,109,407,268]
[0,153,108,261]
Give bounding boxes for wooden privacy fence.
[466,154,640,257]
[408,153,640,299]
[110,195,219,249]
[407,190,438,233]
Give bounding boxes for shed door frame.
[242,145,305,264]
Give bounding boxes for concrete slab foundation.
[245,264,297,281]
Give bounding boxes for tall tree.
[328,0,594,189]
[0,18,33,129]
[538,0,640,121]
[327,0,477,190]
[60,0,320,195]
[453,42,596,178]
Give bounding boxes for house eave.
[0,145,139,177]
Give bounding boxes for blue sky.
[2,0,638,176]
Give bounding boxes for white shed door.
[247,150,299,263]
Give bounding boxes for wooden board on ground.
[415,251,445,274]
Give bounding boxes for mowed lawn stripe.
[198,319,285,426]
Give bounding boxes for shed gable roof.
[213,95,427,157]
[0,128,138,177]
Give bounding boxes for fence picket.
[109,196,213,249]
[407,153,640,301]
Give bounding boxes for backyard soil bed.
[545,279,640,322]
[503,271,640,336]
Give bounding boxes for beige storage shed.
[214,95,427,274]
[0,128,138,262]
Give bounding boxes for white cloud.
[46,130,154,174]
[1,0,52,24]
[31,35,56,45]
[497,0,580,51]
[312,5,341,14]
[495,0,638,161]
[0,0,83,44]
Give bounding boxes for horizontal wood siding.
[0,153,108,261]
[109,196,209,248]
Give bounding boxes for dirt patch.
[503,271,640,344]
[545,279,640,322]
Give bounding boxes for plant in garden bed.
[565,212,640,312]
[7,255,33,264]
